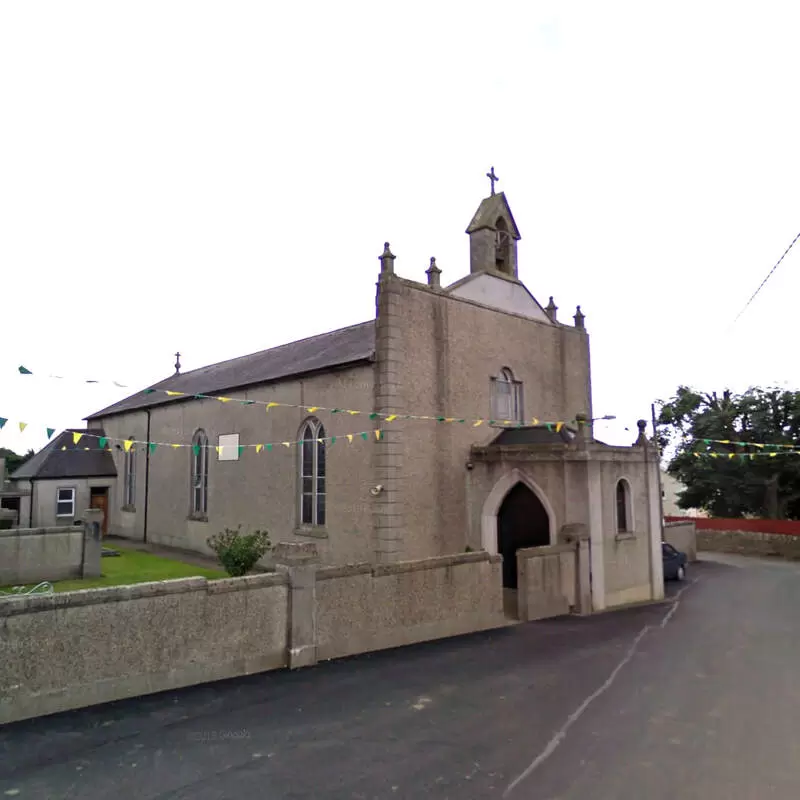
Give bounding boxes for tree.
[0,447,34,477]
[656,386,800,519]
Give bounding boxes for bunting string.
[0,424,383,453]
[691,437,800,451]
[693,450,800,460]
[13,365,576,430]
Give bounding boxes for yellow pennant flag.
[165,391,184,397]
[171,444,181,449]
[215,446,222,455]
[256,444,263,453]
[374,429,381,440]
[556,422,564,432]
[306,406,319,413]
[445,418,455,423]
[386,415,397,422]
[73,432,83,445]
[531,418,539,425]
[728,453,735,459]
[282,442,291,448]
[217,397,232,403]
[123,440,134,452]
[473,419,483,427]
[770,452,777,457]
[347,434,353,443]
[347,410,359,415]
[19,422,27,432]
[266,402,278,412]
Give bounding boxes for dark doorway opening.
[497,482,550,589]
[90,487,109,537]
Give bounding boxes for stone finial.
[426,256,442,288]
[574,412,589,448]
[573,305,585,329]
[174,351,181,375]
[379,242,396,274]
[545,296,558,322]
[635,419,648,446]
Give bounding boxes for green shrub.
[207,526,271,577]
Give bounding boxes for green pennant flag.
[0,418,6,429]
[266,443,273,452]
[46,428,55,439]
[545,423,553,432]
[149,443,158,455]
[488,420,495,426]
[361,432,368,440]
[99,437,108,449]
[18,366,32,374]
[436,416,445,422]
[242,401,255,406]
[143,389,155,394]
[369,412,378,420]
[331,408,341,414]
[330,436,336,445]
[238,445,244,457]
[192,444,200,456]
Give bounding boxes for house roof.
[87,321,376,419]
[11,429,117,480]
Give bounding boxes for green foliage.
[0,448,34,476]
[206,525,272,577]
[656,386,800,519]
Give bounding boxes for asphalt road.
[3,554,800,799]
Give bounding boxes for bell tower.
[465,167,521,278]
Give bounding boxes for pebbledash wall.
[0,545,506,725]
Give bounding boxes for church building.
[84,177,664,613]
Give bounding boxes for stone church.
[85,182,664,612]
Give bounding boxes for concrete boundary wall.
[664,521,697,561]
[0,511,103,586]
[0,546,506,725]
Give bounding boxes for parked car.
[662,542,687,581]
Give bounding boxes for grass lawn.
[1,547,226,594]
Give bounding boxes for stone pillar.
[586,458,605,612]
[273,541,319,669]
[373,263,406,563]
[560,523,592,615]
[81,509,104,578]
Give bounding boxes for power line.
[731,229,800,325]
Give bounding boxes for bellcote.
[465,190,521,279]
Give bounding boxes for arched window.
[123,437,136,508]
[299,418,326,526]
[191,429,209,516]
[495,217,511,273]
[491,367,523,423]
[616,479,632,533]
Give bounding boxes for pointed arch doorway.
[497,482,551,589]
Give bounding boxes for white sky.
[2,1,799,456]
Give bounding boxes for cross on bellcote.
[486,166,499,195]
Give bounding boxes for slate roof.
[87,321,376,419]
[490,425,576,446]
[11,429,117,480]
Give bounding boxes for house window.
[56,487,76,518]
[191,429,209,516]
[616,479,632,533]
[123,439,136,508]
[491,368,523,423]
[299,418,326,526]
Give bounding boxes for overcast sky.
[2,1,799,456]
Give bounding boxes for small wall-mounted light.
[465,462,474,471]
[370,484,384,496]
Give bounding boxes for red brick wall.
[665,516,800,537]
